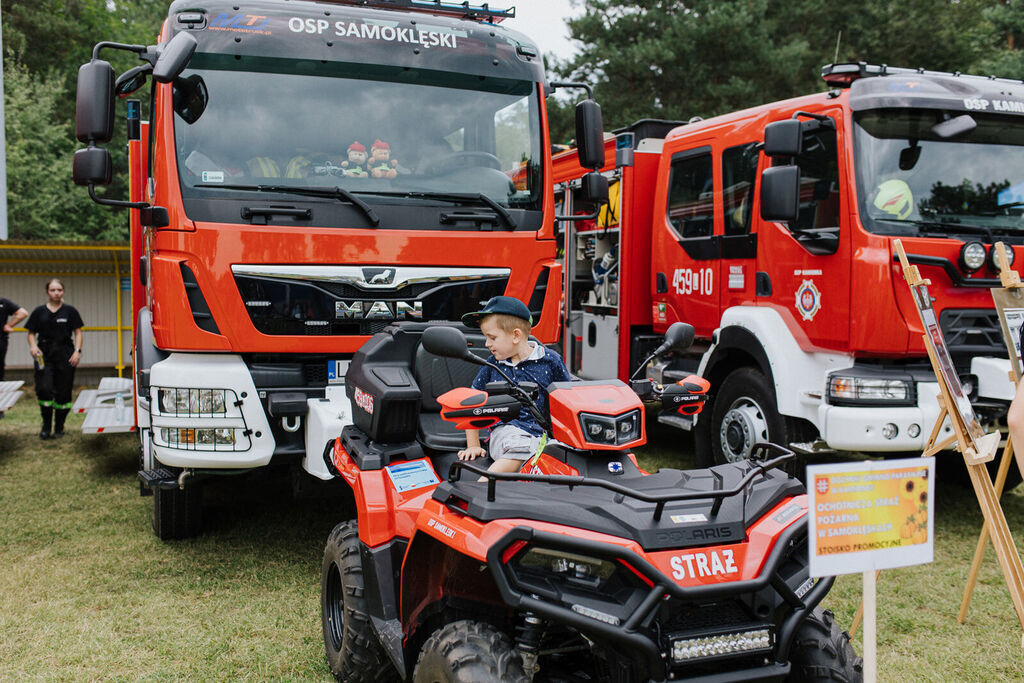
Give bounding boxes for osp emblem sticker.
[795,279,822,321]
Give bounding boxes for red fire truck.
[73,0,605,538]
[554,63,1024,467]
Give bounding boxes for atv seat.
[414,341,485,450]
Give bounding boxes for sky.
[501,0,579,62]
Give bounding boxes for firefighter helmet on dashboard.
[873,179,914,220]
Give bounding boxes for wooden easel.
[958,242,1024,623]
[894,240,1024,650]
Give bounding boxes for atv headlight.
[579,409,642,447]
[827,375,913,406]
[505,545,651,609]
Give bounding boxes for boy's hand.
[457,446,487,461]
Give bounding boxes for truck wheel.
[413,620,526,683]
[321,520,395,682]
[151,484,202,540]
[709,367,787,464]
[787,608,863,682]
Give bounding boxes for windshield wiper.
[359,190,516,229]
[195,183,380,226]
[873,217,995,238]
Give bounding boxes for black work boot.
[40,405,53,439]
[54,408,70,438]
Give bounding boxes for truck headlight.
[157,388,228,415]
[159,427,244,449]
[960,241,987,272]
[827,375,913,406]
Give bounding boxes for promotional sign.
[808,458,935,578]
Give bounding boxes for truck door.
[656,146,720,339]
[719,142,760,316]
[756,110,850,350]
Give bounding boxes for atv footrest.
[138,467,179,490]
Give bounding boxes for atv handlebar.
[449,442,795,519]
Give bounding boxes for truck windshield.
[172,57,543,212]
[853,110,1024,237]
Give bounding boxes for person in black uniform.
[25,279,84,439]
[1,295,28,381]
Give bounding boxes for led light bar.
[672,628,772,663]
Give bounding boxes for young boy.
[458,296,571,474]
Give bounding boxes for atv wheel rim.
[719,398,769,462]
[324,561,345,650]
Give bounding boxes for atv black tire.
[151,483,202,540]
[788,608,863,682]
[321,520,396,682]
[413,620,527,683]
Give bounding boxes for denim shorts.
[488,424,541,462]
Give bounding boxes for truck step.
[138,467,180,490]
[657,412,694,431]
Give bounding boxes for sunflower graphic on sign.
[795,279,821,321]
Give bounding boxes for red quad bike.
[320,321,862,682]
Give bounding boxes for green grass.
[2,392,1023,680]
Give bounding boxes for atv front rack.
[448,442,795,520]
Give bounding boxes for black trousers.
[35,347,75,410]
[0,334,7,382]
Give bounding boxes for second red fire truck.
[554,63,1024,467]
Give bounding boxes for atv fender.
[400,529,505,659]
[327,437,441,547]
[359,537,409,678]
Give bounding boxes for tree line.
[3,0,1022,241]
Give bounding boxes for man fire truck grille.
[232,266,510,336]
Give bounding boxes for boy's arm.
[459,428,487,460]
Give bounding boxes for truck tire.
[321,520,395,682]
[413,620,526,683]
[151,483,202,540]
[787,608,863,682]
[707,367,789,465]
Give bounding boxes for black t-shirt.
[1,297,21,339]
[26,304,84,353]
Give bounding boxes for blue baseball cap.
[461,296,533,328]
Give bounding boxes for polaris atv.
[320,321,862,681]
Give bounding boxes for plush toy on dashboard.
[341,141,369,178]
[368,139,399,178]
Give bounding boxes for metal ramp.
[78,376,135,433]
[82,405,136,433]
[0,380,25,415]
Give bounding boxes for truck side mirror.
[763,119,803,158]
[73,146,113,186]
[76,60,115,144]
[579,171,608,207]
[115,63,153,97]
[760,165,801,222]
[153,31,198,83]
[575,99,605,170]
